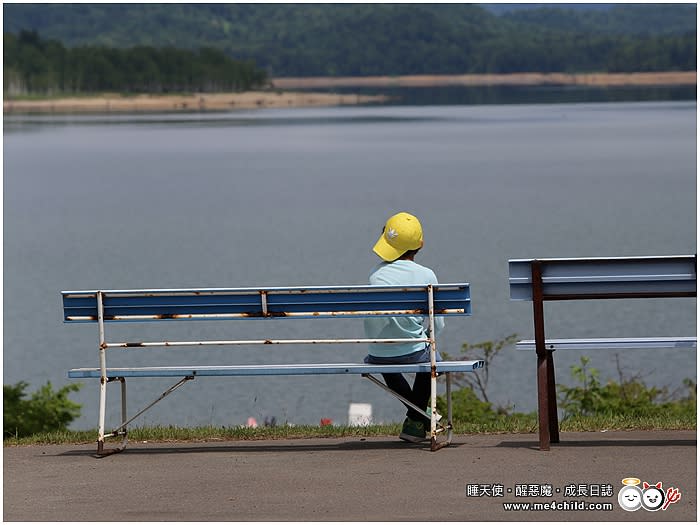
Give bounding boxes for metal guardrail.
[509,255,696,300]
[508,255,696,451]
[515,337,697,351]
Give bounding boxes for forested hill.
[3,3,697,77]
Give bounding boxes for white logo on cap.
[386,228,399,240]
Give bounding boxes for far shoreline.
[3,91,389,114]
[4,71,696,114]
[273,71,697,89]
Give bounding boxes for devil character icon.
[641,482,665,512]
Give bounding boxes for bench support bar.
[114,375,194,435]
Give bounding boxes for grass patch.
[4,424,401,446]
[453,411,696,434]
[558,412,697,432]
[4,412,694,447]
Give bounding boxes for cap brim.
[373,235,403,262]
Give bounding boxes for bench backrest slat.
[62,284,471,323]
[509,255,696,301]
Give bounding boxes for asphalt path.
[3,430,696,522]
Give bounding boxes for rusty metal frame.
[95,377,128,456]
[86,284,461,455]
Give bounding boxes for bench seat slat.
[516,337,697,351]
[67,360,484,378]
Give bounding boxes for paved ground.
[3,430,696,522]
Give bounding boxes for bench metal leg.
[432,372,454,451]
[429,371,452,451]
[361,373,452,450]
[427,285,439,451]
[96,377,128,457]
[95,376,194,457]
[95,292,128,456]
[429,363,439,451]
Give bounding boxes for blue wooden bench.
[509,255,697,451]
[63,283,482,455]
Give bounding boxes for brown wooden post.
[546,343,560,444]
[531,260,556,450]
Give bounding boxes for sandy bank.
[273,71,697,89]
[3,91,388,114]
[5,71,695,114]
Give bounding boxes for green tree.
[558,356,697,418]
[3,31,269,96]
[4,381,82,439]
[436,385,500,423]
[442,334,518,407]
[437,334,520,422]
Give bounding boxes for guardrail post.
[531,261,559,450]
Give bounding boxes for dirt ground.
[4,430,696,521]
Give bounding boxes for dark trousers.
[382,372,431,422]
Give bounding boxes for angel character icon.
[617,478,643,512]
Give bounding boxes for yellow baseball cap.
[373,212,424,261]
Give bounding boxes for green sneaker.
[399,417,428,443]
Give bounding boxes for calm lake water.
[3,88,697,430]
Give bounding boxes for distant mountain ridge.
[3,4,696,77]
[479,3,617,15]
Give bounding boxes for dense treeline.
[501,4,698,36]
[2,4,696,80]
[465,31,696,74]
[3,30,268,96]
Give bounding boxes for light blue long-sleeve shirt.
[364,259,445,358]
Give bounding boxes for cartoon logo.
[385,228,399,240]
[641,481,665,512]
[618,478,642,512]
[617,478,682,512]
